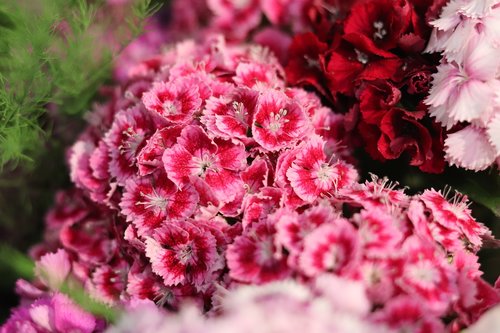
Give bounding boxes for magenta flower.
[227,220,290,284]
[104,105,156,185]
[142,79,202,124]
[136,126,183,176]
[252,90,311,151]
[201,87,257,140]
[163,125,246,202]
[145,221,219,289]
[299,218,359,277]
[120,173,199,236]
[287,135,358,202]
[420,189,488,249]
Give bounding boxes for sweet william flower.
[142,79,202,124]
[1,293,97,333]
[286,135,358,202]
[104,105,157,185]
[299,218,359,277]
[119,173,199,237]
[145,221,219,289]
[252,90,311,151]
[162,125,246,203]
[227,219,291,284]
[420,188,489,249]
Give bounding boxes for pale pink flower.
[34,249,71,291]
[426,41,499,129]
[444,126,497,171]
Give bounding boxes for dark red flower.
[285,32,329,95]
[376,108,445,173]
[343,0,413,56]
[325,42,402,95]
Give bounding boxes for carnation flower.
[425,0,500,171]
[283,0,448,172]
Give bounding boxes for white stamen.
[373,21,387,40]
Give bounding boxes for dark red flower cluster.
[286,0,447,173]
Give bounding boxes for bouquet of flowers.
[1,0,499,332]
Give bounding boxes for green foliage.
[0,0,163,170]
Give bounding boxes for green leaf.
[0,9,15,29]
[0,246,35,280]
[461,176,500,217]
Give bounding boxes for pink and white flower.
[252,90,311,151]
[120,173,199,236]
[287,135,358,202]
[145,221,219,289]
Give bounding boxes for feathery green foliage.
[0,0,162,170]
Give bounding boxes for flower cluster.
[425,0,500,170]
[285,0,448,173]
[2,6,500,333]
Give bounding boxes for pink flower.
[340,175,409,210]
[136,126,183,176]
[227,219,290,284]
[373,296,445,333]
[145,221,219,289]
[241,187,283,228]
[142,79,202,124]
[299,218,359,277]
[356,207,404,258]
[445,126,498,171]
[252,90,311,151]
[1,293,96,333]
[104,105,155,185]
[274,204,334,254]
[126,261,165,303]
[421,189,489,249]
[241,157,270,194]
[201,87,258,140]
[426,46,498,129]
[233,61,284,90]
[89,259,128,304]
[207,0,262,40]
[396,237,457,315]
[120,173,199,236]
[163,125,246,203]
[287,135,358,202]
[34,249,71,291]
